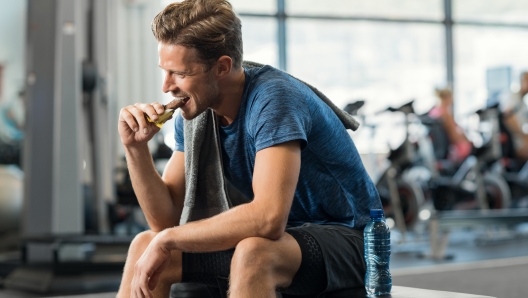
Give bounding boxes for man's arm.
[158,140,301,252]
[126,147,185,232]
[119,102,185,232]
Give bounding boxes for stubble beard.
[181,75,220,120]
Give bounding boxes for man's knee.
[129,230,158,254]
[231,237,276,274]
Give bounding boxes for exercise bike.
[416,103,511,211]
[346,100,424,235]
[489,107,528,208]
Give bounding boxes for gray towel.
[180,61,359,225]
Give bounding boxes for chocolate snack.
[146,98,187,128]
[163,97,188,110]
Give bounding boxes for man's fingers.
[136,288,145,298]
[130,237,171,298]
[131,274,140,298]
[129,106,150,129]
[120,105,151,133]
[140,272,153,298]
[133,258,154,298]
[120,107,140,132]
[151,102,165,114]
[147,270,162,291]
[131,271,149,298]
[121,102,166,135]
[127,106,160,135]
[132,273,138,297]
[135,102,163,121]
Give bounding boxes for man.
[502,72,528,161]
[117,0,381,297]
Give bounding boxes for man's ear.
[215,56,233,78]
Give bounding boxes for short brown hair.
[152,0,243,70]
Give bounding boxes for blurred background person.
[0,64,24,166]
[0,90,25,144]
[501,71,528,161]
[428,87,473,164]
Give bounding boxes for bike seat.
[344,100,365,116]
[385,100,415,115]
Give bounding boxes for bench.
[376,286,494,298]
[42,285,496,298]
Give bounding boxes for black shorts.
[180,223,366,297]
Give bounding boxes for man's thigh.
[287,223,366,293]
[180,224,365,296]
[181,233,301,285]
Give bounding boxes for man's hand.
[131,232,172,298]
[118,102,167,147]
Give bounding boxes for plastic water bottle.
[364,209,392,296]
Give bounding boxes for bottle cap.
[370,209,384,218]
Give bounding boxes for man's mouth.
[164,97,190,110]
[174,96,190,105]
[180,97,190,107]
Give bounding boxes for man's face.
[158,43,220,120]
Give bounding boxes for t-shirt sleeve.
[248,78,312,152]
[174,112,185,152]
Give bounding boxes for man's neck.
[214,67,246,126]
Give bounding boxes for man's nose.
[162,74,175,93]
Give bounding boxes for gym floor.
[390,224,528,298]
[1,224,528,298]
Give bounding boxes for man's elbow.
[259,215,288,240]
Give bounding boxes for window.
[453,0,528,25]
[286,0,443,20]
[230,0,276,14]
[287,20,445,114]
[454,26,528,117]
[240,16,278,68]
[287,20,445,153]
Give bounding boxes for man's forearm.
[156,141,299,253]
[159,199,287,253]
[125,144,181,230]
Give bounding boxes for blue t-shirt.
[174,65,381,229]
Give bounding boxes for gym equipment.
[4,234,132,294]
[345,100,424,235]
[375,101,425,234]
[491,110,528,207]
[1,0,126,295]
[0,165,22,234]
[415,103,511,212]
